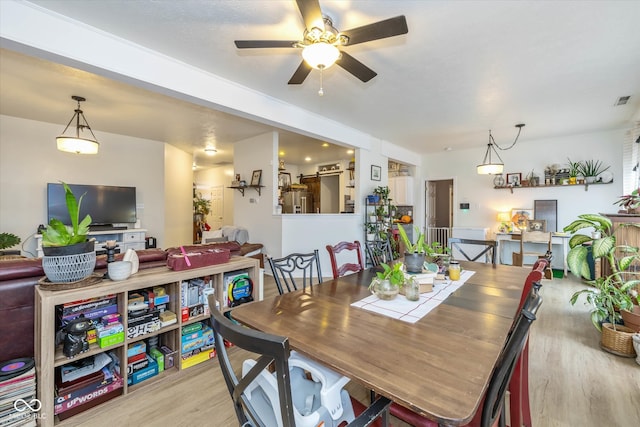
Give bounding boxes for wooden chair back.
[326,241,365,279]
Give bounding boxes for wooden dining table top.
[231,261,530,426]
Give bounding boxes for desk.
[496,232,569,276]
[231,262,529,426]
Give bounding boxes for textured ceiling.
[1,0,639,168]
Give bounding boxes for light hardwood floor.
[59,273,640,427]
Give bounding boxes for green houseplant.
[41,182,96,282]
[0,233,21,250]
[564,213,640,356]
[369,262,405,300]
[397,225,426,273]
[579,160,610,184]
[614,188,640,214]
[566,158,582,184]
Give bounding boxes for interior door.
[210,185,224,230]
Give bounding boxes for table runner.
[351,270,476,323]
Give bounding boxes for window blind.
[622,120,640,195]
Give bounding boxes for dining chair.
[508,256,549,427]
[208,295,393,427]
[512,231,552,272]
[448,238,497,265]
[364,237,395,267]
[389,287,543,427]
[326,240,365,279]
[268,250,323,294]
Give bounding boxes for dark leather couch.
[0,241,254,363]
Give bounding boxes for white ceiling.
[1,0,639,169]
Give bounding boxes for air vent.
[615,96,630,106]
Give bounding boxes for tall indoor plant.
[397,225,426,273]
[564,213,640,356]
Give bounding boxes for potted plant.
[564,213,640,356]
[567,158,582,185]
[579,160,610,184]
[368,262,405,300]
[614,188,640,214]
[397,225,426,273]
[41,182,96,282]
[365,223,378,241]
[0,232,20,251]
[373,186,390,202]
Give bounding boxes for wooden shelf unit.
[35,256,259,426]
[227,185,264,196]
[494,181,612,193]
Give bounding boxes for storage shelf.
[228,185,264,196]
[494,181,612,193]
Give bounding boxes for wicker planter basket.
[42,251,96,283]
[600,323,637,357]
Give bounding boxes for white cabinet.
[389,176,414,206]
[35,229,147,257]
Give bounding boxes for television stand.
[90,224,128,231]
[34,229,146,257]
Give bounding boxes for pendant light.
[477,124,525,175]
[56,96,99,154]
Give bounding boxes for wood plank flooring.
[58,273,640,427]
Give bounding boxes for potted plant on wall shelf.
[564,213,640,356]
[41,182,96,282]
[567,158,582,185]
[579,160,610,184]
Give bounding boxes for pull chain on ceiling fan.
[234,0,408,93]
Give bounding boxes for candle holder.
[103,244,119,263]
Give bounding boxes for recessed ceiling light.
[279,151,285,156]
[204,146,217,155]
[444,147,453,151]
[347,149,354,154]
[305,157,311,162]
[322,143,329,147]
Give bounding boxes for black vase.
[42,240,95,256]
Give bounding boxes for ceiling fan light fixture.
[302,42,340,69]
[56,95,99,154]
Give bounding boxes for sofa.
[0,241,261,363]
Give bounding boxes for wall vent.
[615,95,630,106]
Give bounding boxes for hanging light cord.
[490,124,525,151]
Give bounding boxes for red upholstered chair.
[508,257,548,427]
[390,290,542,427]
[326,241,365,279]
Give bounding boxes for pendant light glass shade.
[477,124,525,175]
[302,42,340,69]
[56,96,99,154]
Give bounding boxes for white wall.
[0,115,166,256]
[422,128,625,234]
[163,144,193,248]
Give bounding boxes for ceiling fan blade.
[296,0,324,31]
[235,40,298,49]
[341,15,408,46]
[288,61,312,85]
[336,51,377,82]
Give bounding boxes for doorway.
[425,179,453,245]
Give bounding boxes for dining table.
[230,261,530,426]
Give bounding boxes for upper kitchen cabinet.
[389,176,414,206]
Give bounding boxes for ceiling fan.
[234,0,408,86]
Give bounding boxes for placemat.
[351,270,476,323]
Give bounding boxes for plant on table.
[614,188,640,214]
[564,213,640,355]
[369,262,405,300]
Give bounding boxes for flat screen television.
[47,183,137,228]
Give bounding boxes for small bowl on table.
[108,261,132,281]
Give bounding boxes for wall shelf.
[494,181,612,194]
[228,185,264,196]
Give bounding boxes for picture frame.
[506,173,521,186]
[511,208,533,230]
[527,219,547,232]
[371,165,381,181]
[278,172,291,191]
[250,169,262,186]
